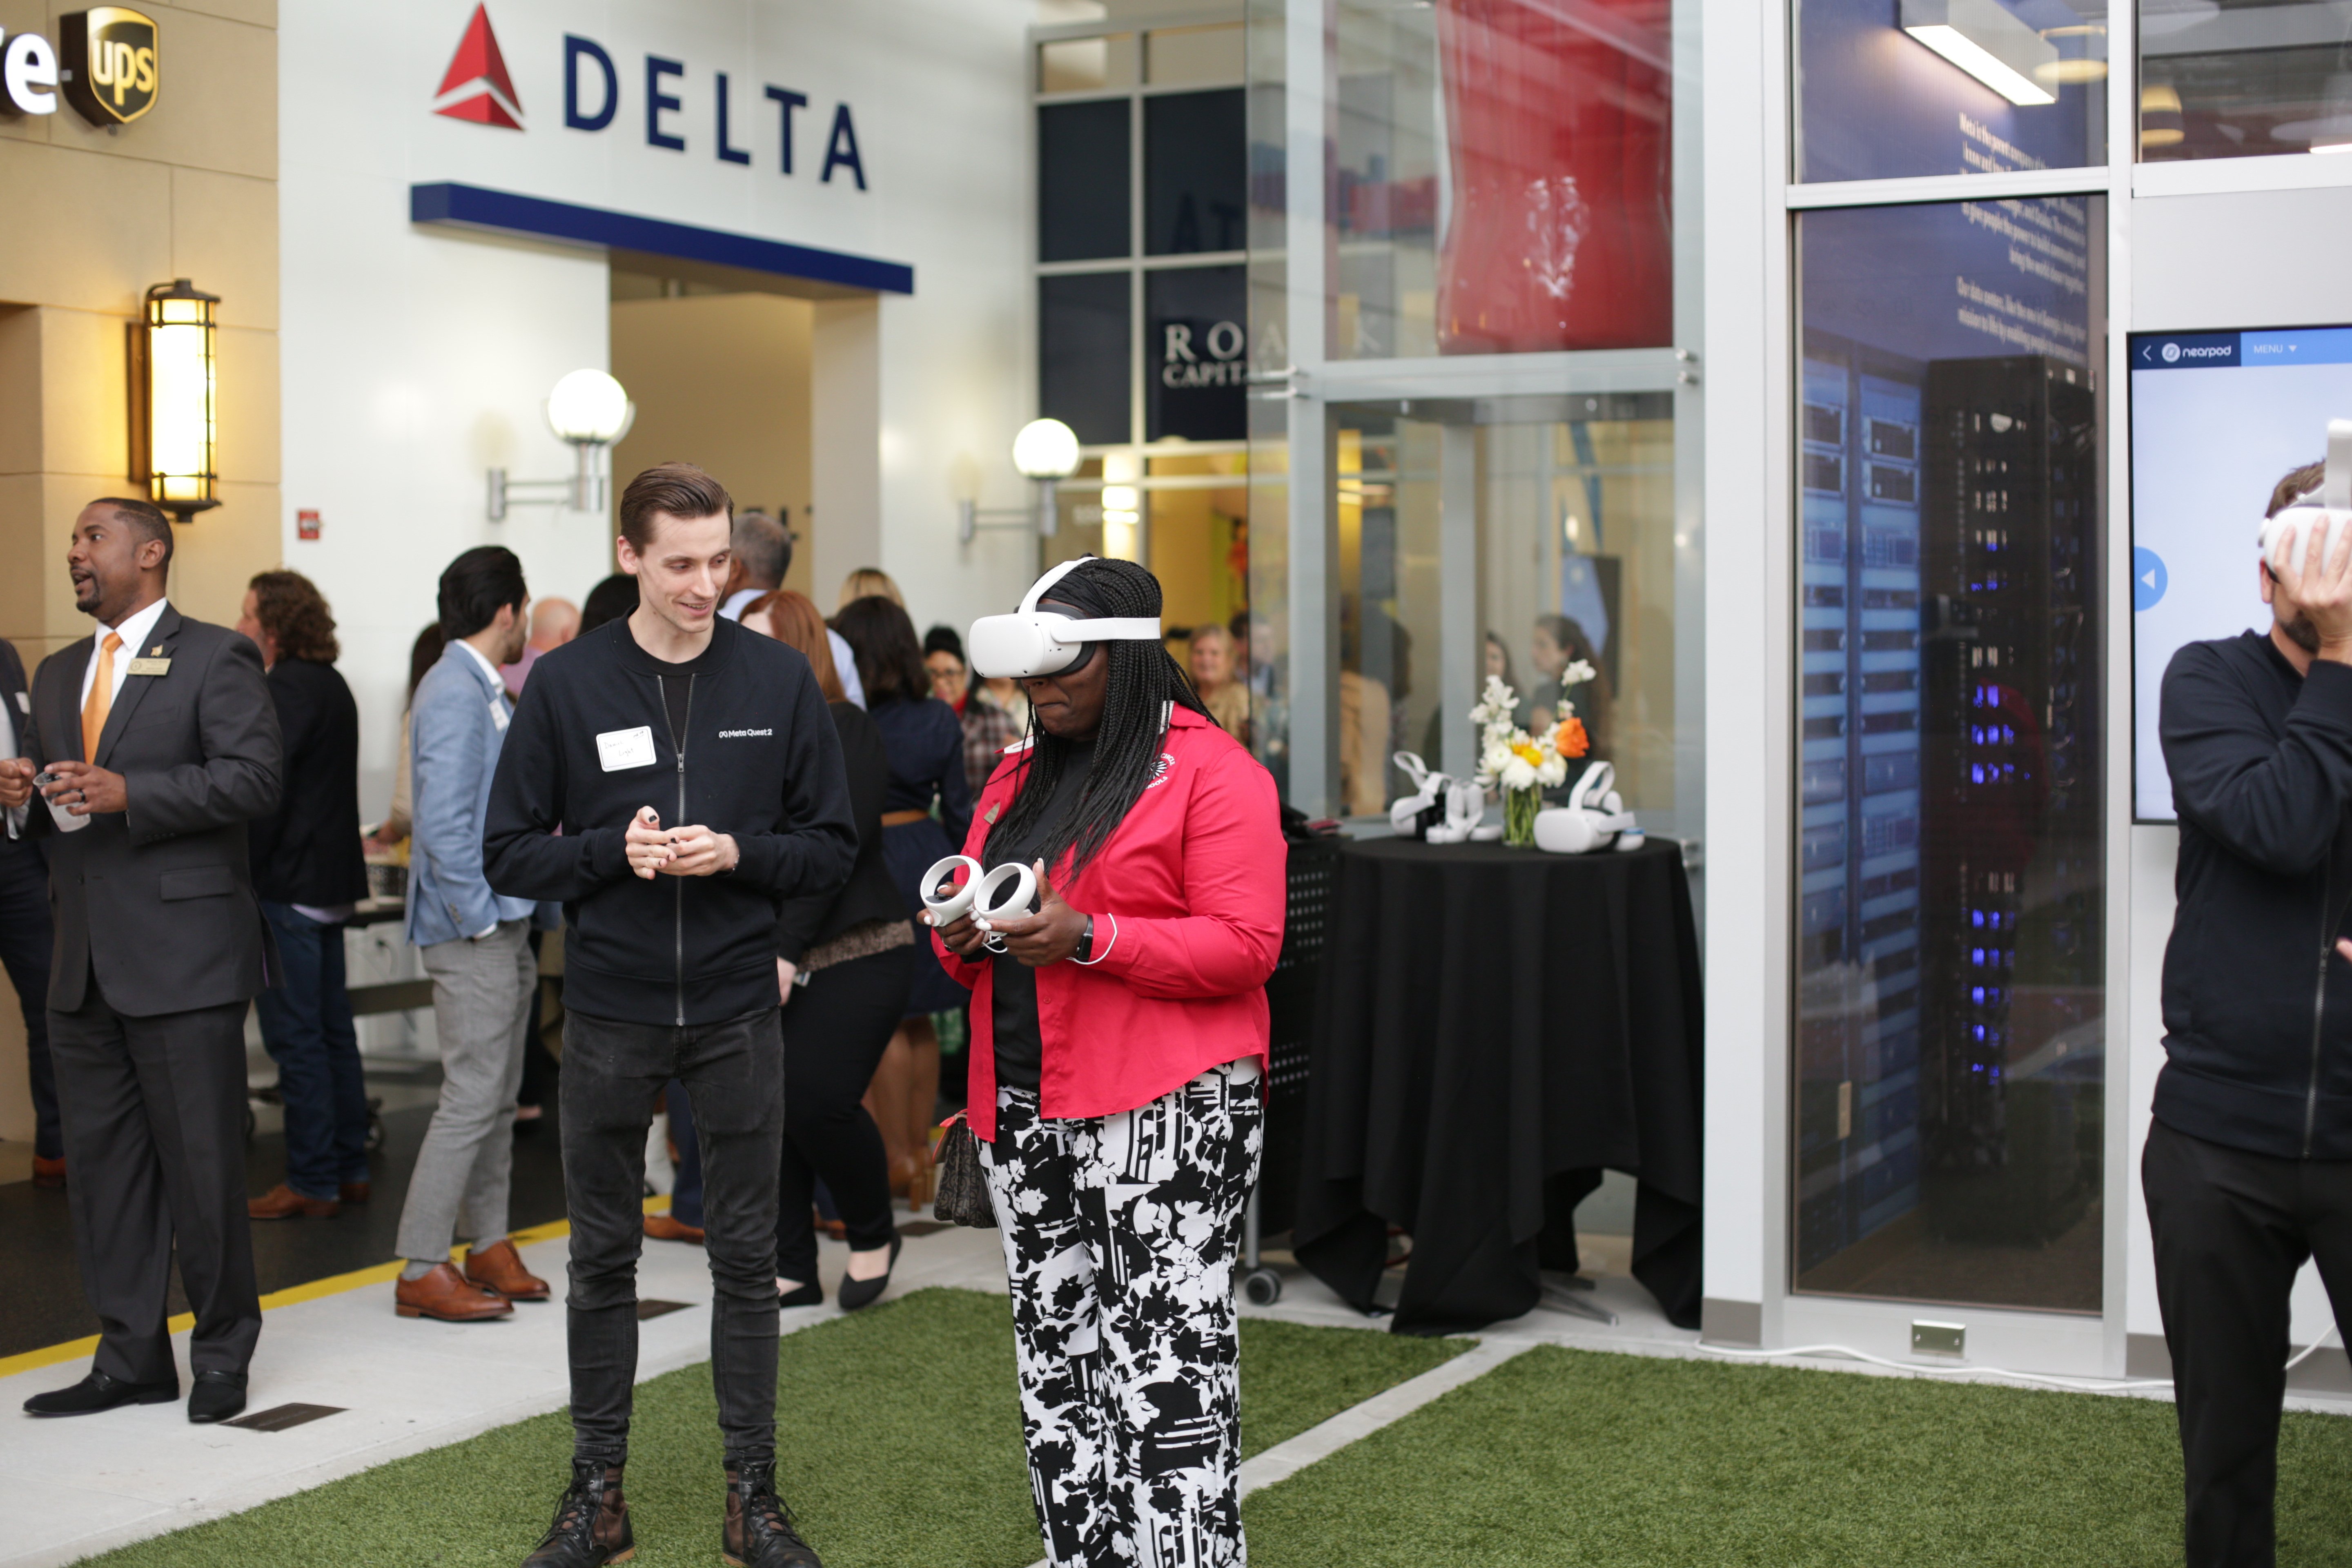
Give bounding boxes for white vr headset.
[967,557,1163,680]
[2259,419,2352,575]
[1388,752,1494,844]
[1534,761,1643,855]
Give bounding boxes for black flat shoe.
[776,1279,822,1309]
[188,1370,247,1424]
[23,1370,178,1417]
[835,1233,902,1312]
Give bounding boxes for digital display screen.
[2131,325,2352,821]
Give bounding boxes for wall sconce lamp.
[958,418,1083,543]
[1900,0,2057,107]
[128,279,220,521]
[488,368,636,520]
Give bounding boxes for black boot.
[723,1460,822,1568]
[522,1459,633,1567]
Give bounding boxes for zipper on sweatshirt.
[2308,851,2348,1158]
[670,676,694,1028]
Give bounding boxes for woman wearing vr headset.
[927,556,1285,1568]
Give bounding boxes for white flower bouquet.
[1470,664,1595,844]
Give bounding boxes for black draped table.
[1291,836,1704,1334]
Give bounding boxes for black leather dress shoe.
[23,1371,178,1417]
[187,1370,247,1424]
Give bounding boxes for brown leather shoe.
[339,1180,370,1205]
[395,1263,514,1322]
[248,1183,338,1220]
[464,1238,551,1301]
[31,1155,65,1190]
[643,1214,705,1245]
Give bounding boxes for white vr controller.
[2259,419,2352,575]
[1388,752,1493,844]
[1534,761,1643,855]
[922,855,1039,953]
[966,556,1164,680]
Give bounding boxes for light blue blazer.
[406,642,540,948]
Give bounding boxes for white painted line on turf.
[1019,1336,1533,1568]
[1237,1336,1534,1497]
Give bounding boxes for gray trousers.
[395,920,536,1262]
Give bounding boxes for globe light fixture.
[489,368,637,519]
[129,279,220,521]
[1011,418,1082,481]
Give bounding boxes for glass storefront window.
[1039,272,1131,446]
[1328,0,1672,359]
[2139,0,2352,160]
[1793,198,2106,1313]
[1795,0,2107,182]
[1325,398,1683,819]
[1040,99,1131,263]
[1147,90,1248,255]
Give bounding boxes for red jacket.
[935,706,1286,1139]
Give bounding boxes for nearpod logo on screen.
[2134,333,2239,369]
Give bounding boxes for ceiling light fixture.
[1900,0,2058,108]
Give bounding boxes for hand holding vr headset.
[2260,418,2352,666]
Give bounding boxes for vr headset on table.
[2260,419,2352,575]
[967,557,1163,680]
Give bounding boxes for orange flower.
[1556,717,1589,758]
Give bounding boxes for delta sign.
[429,4,868,191]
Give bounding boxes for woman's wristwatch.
[1075,915,1095,963]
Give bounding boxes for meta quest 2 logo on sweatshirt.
[1,9,158,126]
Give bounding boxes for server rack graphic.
[1796,339,1926,1276]
[1916,355,2100,1247]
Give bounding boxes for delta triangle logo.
[432,3,522,129]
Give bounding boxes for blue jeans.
[257,902,369,1200]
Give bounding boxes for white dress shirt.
[2,686,24,838]
[78,596,171,717]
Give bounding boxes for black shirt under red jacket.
[247,655,369,908]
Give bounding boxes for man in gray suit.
[391,546,552,1323]
[0,497,282,1425]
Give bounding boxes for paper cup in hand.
[34,771,90,833]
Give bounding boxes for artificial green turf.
[78,1286,1463,1568]
[1241,1343,2352,1568]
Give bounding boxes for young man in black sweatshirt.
[485,463,855,1568]
[2153,459,2352,1568]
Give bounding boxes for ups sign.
[62,8,157,126]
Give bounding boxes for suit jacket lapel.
[51,639,94,763]
[94,606,180,768]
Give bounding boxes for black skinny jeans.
[775,944,918,1283]
[561,1005,784,1468]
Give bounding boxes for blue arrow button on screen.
[2134,546,2167,612]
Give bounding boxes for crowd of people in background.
[0,479,1289,1568]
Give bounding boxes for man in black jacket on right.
[2154,459,2352,1568]
[485,463,855,1568]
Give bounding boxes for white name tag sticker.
[13,692,27,714]
[595,725,657,772]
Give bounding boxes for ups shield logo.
[62,9,159,127]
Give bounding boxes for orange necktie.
[82,631,122,761]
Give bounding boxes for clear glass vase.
[1503,786,1539,847]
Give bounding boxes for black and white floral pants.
[982,1058,1264,1568]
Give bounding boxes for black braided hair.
[982,557,1209,880]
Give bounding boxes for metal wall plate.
[1911,1319,1967,1358]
